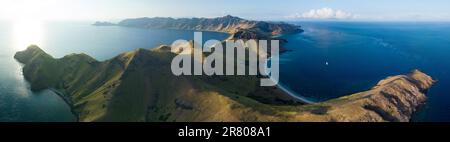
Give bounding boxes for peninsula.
[14,16,435,122]
[15,45,434,122]
[97,15,303,38]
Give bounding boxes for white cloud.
[288,8,356,20]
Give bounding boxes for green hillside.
[15,45,434,122]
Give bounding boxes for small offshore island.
[14,16,435,122]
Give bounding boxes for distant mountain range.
[95,15,303,39]
[92,21,115,26]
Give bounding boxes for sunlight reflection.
[13,19,45,51]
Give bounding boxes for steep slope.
[15,45,299,121]
[15,45,435,122]
[282,70,435,122]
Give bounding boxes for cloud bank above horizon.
[287,8,356,20]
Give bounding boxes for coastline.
[20,18,306,121]
[49,88,80,122]
[15,45,435,122]
[277,83,316,104]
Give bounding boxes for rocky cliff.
[15,45,435,122]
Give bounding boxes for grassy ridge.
[15,45,434,122]
[15,45,304,122]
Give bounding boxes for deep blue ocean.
[0,21,449,121]
[280,22,450,122]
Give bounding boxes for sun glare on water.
[6,0,52,51]
[12,19,45,51]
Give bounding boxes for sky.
[0,0,450,21]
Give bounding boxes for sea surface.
[0,21,449,122]
[280,21,450,122]
[0,21,229,122]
